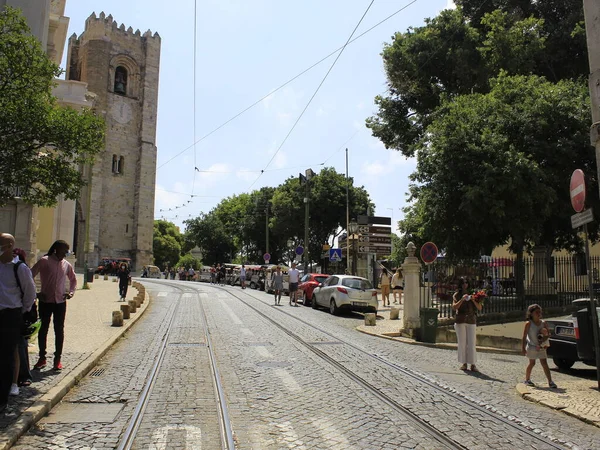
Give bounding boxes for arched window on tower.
[114,66,128,95]
[112,155,118,173]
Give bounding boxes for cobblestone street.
[9,280,600,449]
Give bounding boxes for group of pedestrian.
[378,268,404,306]
[452,278,556,388]
[1,234,76,413]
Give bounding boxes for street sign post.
[295,246,304,256]
[357,215,392,226]
[420,242,439,264]
[569,169,600,390]
[263,252,271,262]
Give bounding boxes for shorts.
[393,286,403,290]
[240,276,246,282]
[526,347,548,360]
[289,282,298,292]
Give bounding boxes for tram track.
[213,282,572,450]
[132,279,573,449]
[116,282,235,450]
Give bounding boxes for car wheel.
[552,357,575,370]
[329,299,339,315]
[312,295,318,309]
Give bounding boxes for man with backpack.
[0,233,36,413]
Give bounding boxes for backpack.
[14,260,38,326]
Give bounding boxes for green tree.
[398,74,597,260]
[153,220,183,269]
[366,4,585,156]
[184,212,236,265]
[0,7,105,207]
[175,254,202,270]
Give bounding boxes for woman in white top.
[391,269,403,304]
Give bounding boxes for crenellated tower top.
[74,11,161,43]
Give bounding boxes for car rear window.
[314,276,329,284]
[342,278,372,290]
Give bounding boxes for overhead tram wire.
[247,0,377,190]
[156,0,419,170]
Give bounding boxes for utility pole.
[581,0,600,389]
[265,202,269,255]
[346,148,350,273]
[300,168,314,272]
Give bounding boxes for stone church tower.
[66,12,160,270]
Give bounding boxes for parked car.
[312,275,378,315]
[299,273,330,306]
[546,299,598,370]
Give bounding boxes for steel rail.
[218,283,570,450]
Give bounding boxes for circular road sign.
[570,169,586,213]
[295,246,304,256]
[263,252,271,262]
[420,242,439,264]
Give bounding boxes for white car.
[312,275,378,315]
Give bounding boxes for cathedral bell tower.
[67,12,160,270]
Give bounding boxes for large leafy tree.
[153,220,183,269]
[184,212,236,265]
[270,167,373,264]
[366,4,585,156]
[0,7,105,207]
[399,74,597,260]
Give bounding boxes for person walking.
[116,262,130,301]
[210,265,216,284]
[379,268,391,307]
[452,278,482,372]
[240,264,247,289]
[31,240,77,371]
[522,304,557,388]
[391,268,403,304]
[0,233,36,413]
[288,262,300,306]
[272,266,284,305]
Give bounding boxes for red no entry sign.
[420,242,438,264]
[570,169,586,213]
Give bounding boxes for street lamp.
[348,219,359,276]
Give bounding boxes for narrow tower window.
[118,156,125,174]
[114,66,128,95]
[112,154,119,173]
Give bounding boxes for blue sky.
[61,0,456,235]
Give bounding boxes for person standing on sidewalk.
[288,262,300,306]
[116,262,130,301]
[452,278,482,372]
[391,268,403,304]
[0,233,36,413]
[379,268,391,307]
[31,240,77,371]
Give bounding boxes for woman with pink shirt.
[30,240,77,371]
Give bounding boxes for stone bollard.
[112,277,117,282]
[104,274,108,280]
[112,311,123,327]
[120,304,130,319]
[138,293,144,304]
[135,296,141,308]
[94,274,99,279]
[364,313,377,326]
[128,300,137,313]
[390,307,400,320]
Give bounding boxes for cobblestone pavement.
[9,280,600,449]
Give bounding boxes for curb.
[0,288,150,450]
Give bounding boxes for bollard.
[390,307,400,320]
[112,310,123,327]
[128,300,137,313]
[104,274,108,280]
[135,296,141,308]
[112,277,117,282]
[364,313,377,326]
[94,274,99,279]
[120,304,130,319]
[138,293,144,304]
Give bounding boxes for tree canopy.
[153,220,183,269]
[0,7,105,207]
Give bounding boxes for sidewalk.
[0,274,149,450]
[358,302,600,428]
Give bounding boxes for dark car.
[546,299,598,370]
[298,273,330,306]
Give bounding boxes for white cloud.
[360,151,416,176]
[446,0,456,9]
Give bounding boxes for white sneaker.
[9,384,19,396]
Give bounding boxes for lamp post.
[348,219,359,276]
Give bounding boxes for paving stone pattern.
[10,281,600,449]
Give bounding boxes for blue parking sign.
[329,248,342,262]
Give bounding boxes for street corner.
[516,380,600,428]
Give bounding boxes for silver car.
[312,275,378,315]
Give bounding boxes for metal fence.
[419,255,600,320]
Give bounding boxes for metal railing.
[419,256,600,320]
